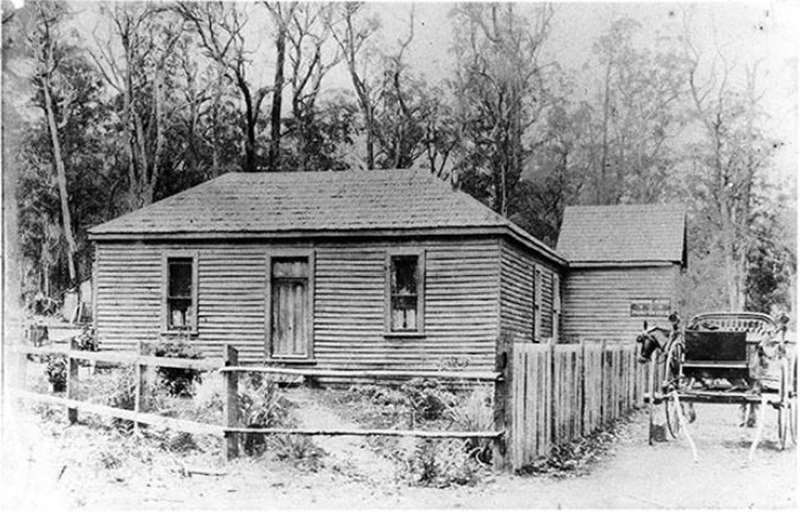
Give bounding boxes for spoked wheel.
[778,356,798,450]
[778,399,795,450]
[663,342,685,439]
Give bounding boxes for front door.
[270,257,309,358]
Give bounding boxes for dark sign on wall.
[630,298,671,317]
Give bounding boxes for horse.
[635,317,697,424]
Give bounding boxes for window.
[386,251,425,333]
[533,265,543,341]
[163,254,197,332]
[552,274,561,342]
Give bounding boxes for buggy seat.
[683,312,778,382]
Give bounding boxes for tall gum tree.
[91,3,184,209]
[26,0,77,285]
[682,15,780,311]
[450,3,553,216]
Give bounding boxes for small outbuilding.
[88,169,687,372]
[557,204,687,343]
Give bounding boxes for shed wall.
[561,265,680,343]
[94,238,501,370]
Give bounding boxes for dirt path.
[285,388,399,484]
[2,402,796,509]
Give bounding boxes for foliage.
[238,376,293,456]
[518,416,630,478]
[444,385,494,463]
[45,353,67,392]
[152,342,203,397]
[72,326,98,352]
[449,3,553,216]
[399,378,457,424]
[271,434,326,472]
[400,438,481,488]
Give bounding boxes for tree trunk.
[599,59,612,204]
[42,76,77,286]
[364,105,375,169]
[268,19,287,172]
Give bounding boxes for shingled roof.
[556,204,686,266]
[89,169,564,263]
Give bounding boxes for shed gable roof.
[90,169,511,234]
[556,204,686,265]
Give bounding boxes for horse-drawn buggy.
[637,311,797,457]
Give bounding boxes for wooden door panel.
[272,279,308,357]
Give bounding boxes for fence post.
[134,341,145,434]
[14,347,27,389]
[66,338,79,423]
[493,337,512,471]
[223,344,240,461]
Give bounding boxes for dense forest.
[2,1,796,320]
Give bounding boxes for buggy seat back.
[687,312,776,342]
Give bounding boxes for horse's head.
[635,321,671,363]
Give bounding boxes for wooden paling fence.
[509,341,648,471]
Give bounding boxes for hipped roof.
[89,169,566,265]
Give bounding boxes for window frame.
[161,250,199,335]
[552,273,561,342]
[384,248,426,337]
[533,265,543,342]
[265,249,315,362]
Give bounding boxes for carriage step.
[644,390,783,405]
[682,361,749,369]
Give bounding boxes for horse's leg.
[748,395,769,462]
[746,379,763,428]
[684,378,697,423]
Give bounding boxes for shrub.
[238,379,292,456]
[167,431,199,453]
[402,439,481,488]
[153,342,203,397]
[399,378,457,424]
[72,326,99,352]
[272,435,326,471]
[445,385,494,464]
[45,354,67,392]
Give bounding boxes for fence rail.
[8,343,504,461]
[9,339,645,470]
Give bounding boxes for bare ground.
[1,397,796,510]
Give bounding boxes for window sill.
[265,358,317,365]
[160,330,198,338]
[383,331,426,339]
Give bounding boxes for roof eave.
[567,260,681,268]
[89,225,569,266]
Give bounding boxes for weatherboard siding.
[499,240,561,343]
[561,265,680,344]
[94,238,501,370]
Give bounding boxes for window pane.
[391,295,417,330]
[168,258,193,297]
[391,255,417,295]
[168,298,192,329]
[272,257,309,278]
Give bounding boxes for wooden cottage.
[556,204,687,343]
[88,170,687,372]
[88,170,566,372]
